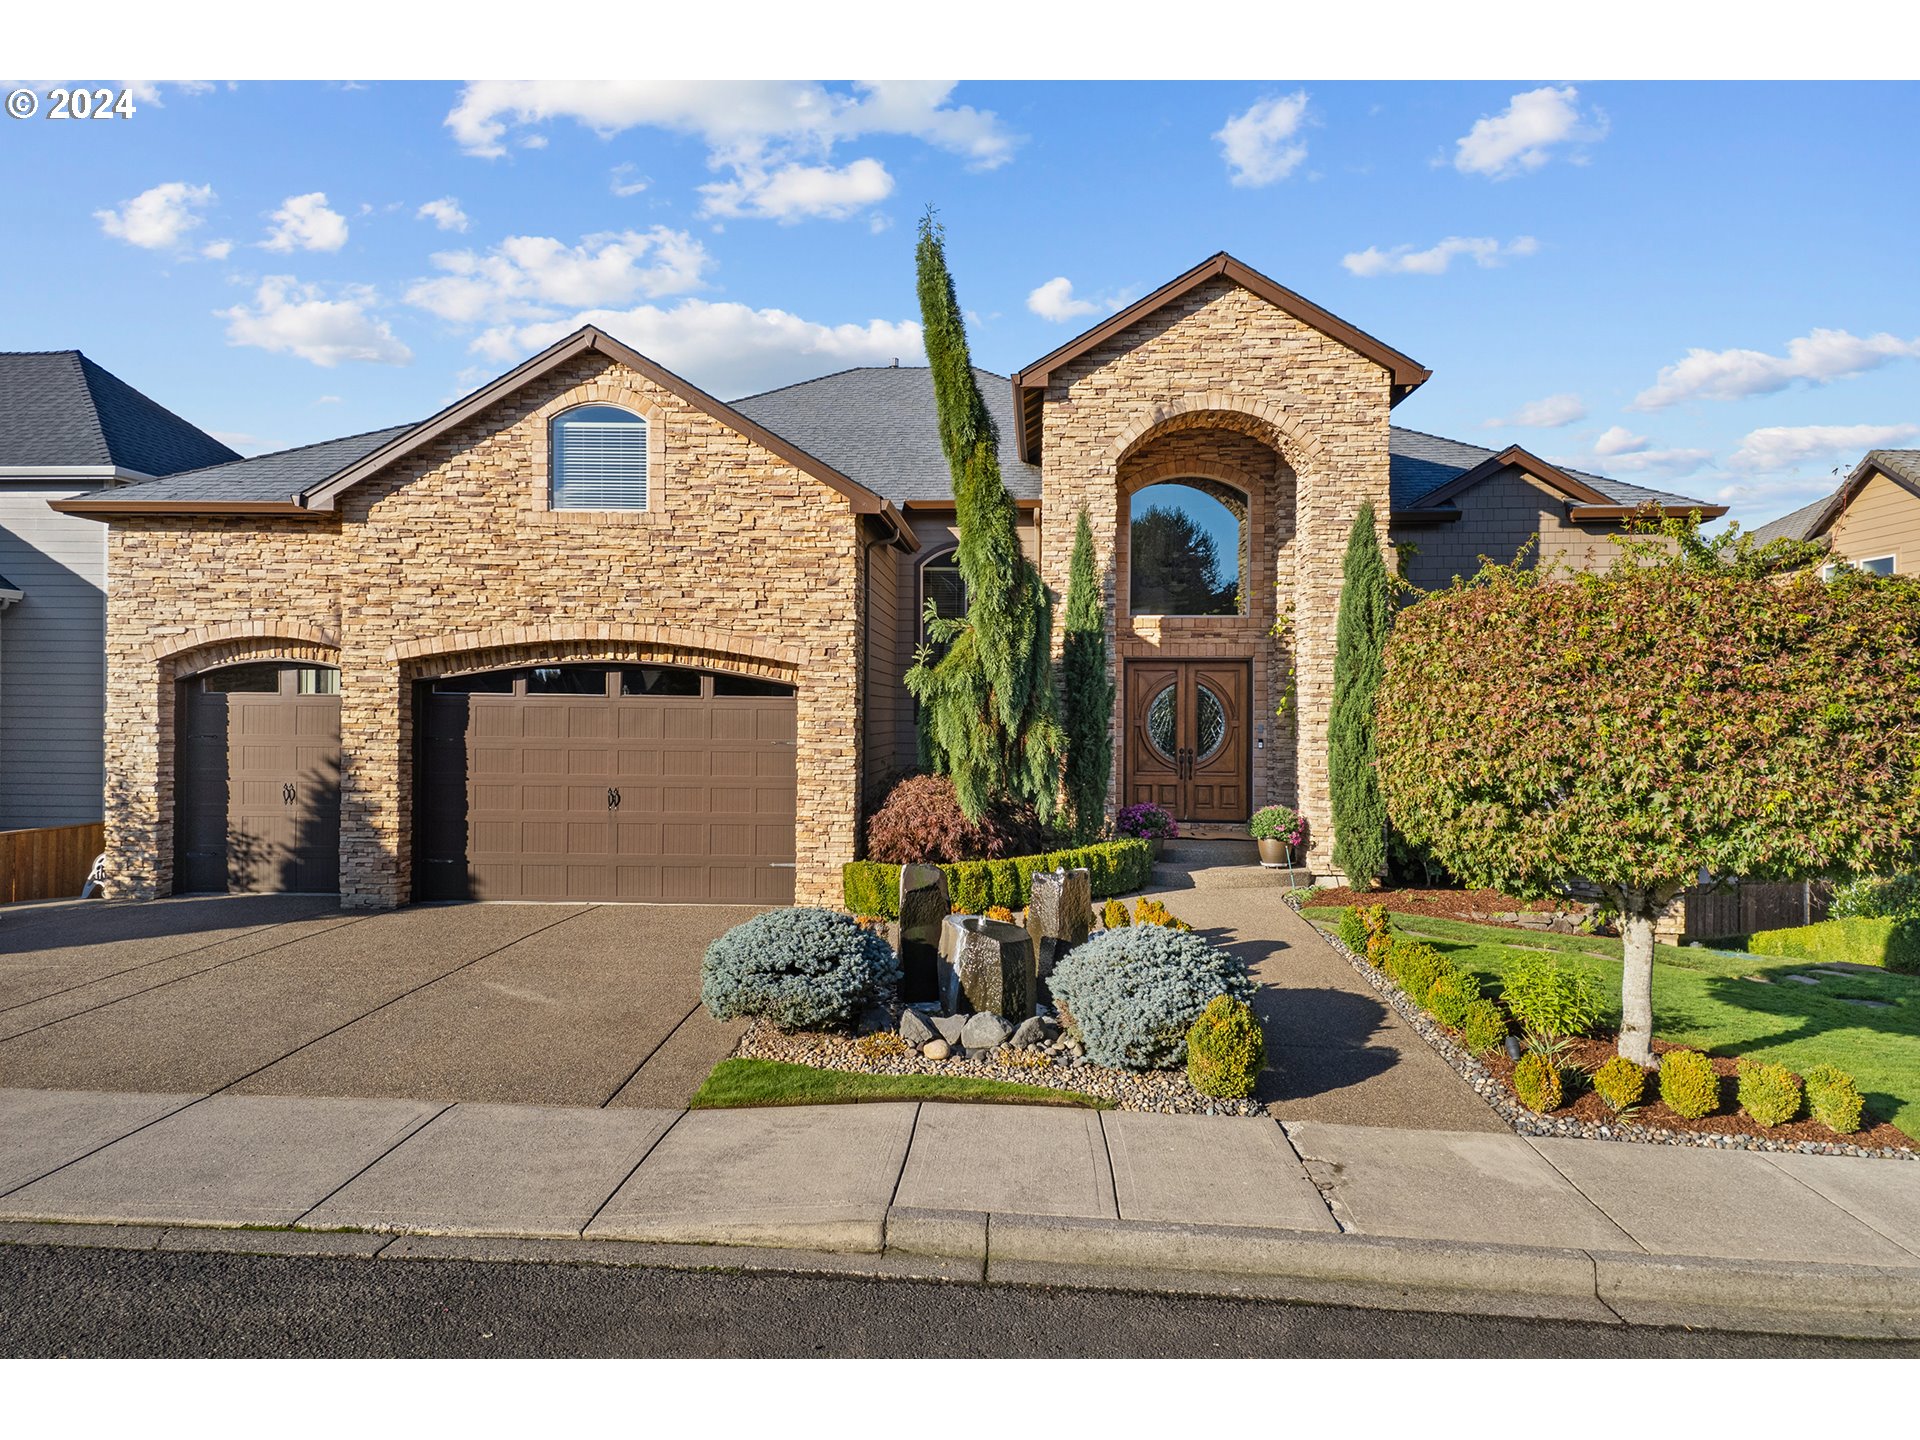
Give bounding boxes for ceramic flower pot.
[1257,838,1291,868]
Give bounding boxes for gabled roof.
[1750,449,1920,546]
[1746,492,1833,546]
[54,328,915,548]
[0,351,239,476]
[731,365,1041,505]
[1389,431,1724,521]
[1010,252,1432,463]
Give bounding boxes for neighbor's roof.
[0,351,239,475]
[1388,427,1714,515]
[732,366,1042,504]
[1748,449,1920,546]
[1746,492,1834,546]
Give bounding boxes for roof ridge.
[731,362,1008,406]
[164,421,419,480]
[74,353,240,470]
[0,348,85,357]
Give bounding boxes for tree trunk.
[1617,899,1657,1066]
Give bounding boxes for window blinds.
[553,412,648,510]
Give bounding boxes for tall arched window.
[1128,480,1246,616]
[919,547,969,649]
[551,405,648,510]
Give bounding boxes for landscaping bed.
[1310,885,1597,932]
[1300,900,1918,1159]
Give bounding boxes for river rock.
[1026,867,1092,979]
[898,863,949,1004]
[922,1039,950,1061]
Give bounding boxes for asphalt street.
[1,1245,1914,1358]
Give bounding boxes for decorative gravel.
[1289,895,1917,1162]
[735,1012,1265,1117]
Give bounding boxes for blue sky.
[4,79,1916,529]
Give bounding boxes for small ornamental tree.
[904,211,1064,824]
[1062,507,1114,840]
[1377,554,1920,1064]
[1330,502,1390,885]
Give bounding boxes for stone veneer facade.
[100,351,872,908]
[1036,275,1396,881]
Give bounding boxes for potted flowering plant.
[1249,804,1307,870]
[1114,802,1178,860]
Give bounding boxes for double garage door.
[174,661,796,903]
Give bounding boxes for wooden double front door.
[1124,661,1250,823]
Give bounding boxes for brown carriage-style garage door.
[414,663,797,904]
[175,663,342,894]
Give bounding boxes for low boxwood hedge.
[843,838,1154,918]
[1747,916,1920,975]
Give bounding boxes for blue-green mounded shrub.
[840,839,1153,917]
[1049,924,1256,1071]
[701,907,901,1031]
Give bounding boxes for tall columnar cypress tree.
[904,212,1063,825]
[1330,502,1389,885]
[1061,507,1114,840]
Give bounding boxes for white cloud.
[406,227,712,325]
[1603,446,1714,477]
[609,164,649,197]
[315,395,342,404]
[262,192,349,253]
[218,276,412,367]
[699,158,893,222]
[1485,393,1586,429]
[1342,235,1538,277]
[1632,328,1920,410]
[94,181,216,250]
[470,298,922,398]
[1729,423,1920,475]
[200,239,233,261]
[1593,424,1649,455]
[1453,85,1608,179]
[416,197,469,232]
[1025,275,1131,325]
[1214,92,1310,187]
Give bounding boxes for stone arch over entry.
[1109,394,1329,475]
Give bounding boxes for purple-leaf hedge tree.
[1376,554,1920,1064]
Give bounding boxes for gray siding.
[0,484,106,827]
[1393,470,1632,593]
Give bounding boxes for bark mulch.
[1312,886,1588,929]
[1476,1034,1914,1151]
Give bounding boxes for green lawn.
[690,1058,1112,1110]
[1304,907,1920,1138]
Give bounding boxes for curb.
[4,1208,1917,1341]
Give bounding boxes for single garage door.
[175,662,342,894]
[415,663,797,904]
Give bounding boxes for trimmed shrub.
[1499,951,1605,1039]
[1659,1049,1721,1119]
[1101,897,1130,929]
[1460,999,1508,1056]
[1133,897,1192,931]
[1514,1052,1564,1113]
[1748,916,1920,975]
[1050,924,1256,1071]
[1385,940,1451,1006]
[1336,905,1369,954]
[842,861,896,918]
[1830,873,1920,923]
[839,839,1151,919]
[1360,904,1390,939]
[863,773,1045,865]
[1364,930,1396,968]
[1804,1064,1866,1135]
[701,908,901,1031]
[1592,1055,1648,1112]
[1736,1059,1803,1128]
[1424,971,1481,1029]
[1185,995,1266,1099]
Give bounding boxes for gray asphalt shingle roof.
[1385,425,1706,512]
[0,351,239,475]
[1866,449,1920,488]
[108,424,419,503]
[1746,492,1834,545]
[731,366,1042,503]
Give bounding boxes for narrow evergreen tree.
[904,212,1063,824]
[1330,502,1389,885]
[1062,507,1114,840]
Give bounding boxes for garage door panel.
[417,675,796,904]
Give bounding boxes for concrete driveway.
[0,896,756,1108]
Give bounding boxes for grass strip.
[689,1057,1113,1111]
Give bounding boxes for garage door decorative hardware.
[607,786,622,810]
[282,782,297,805]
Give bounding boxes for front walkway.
[1,1087,1915,1337]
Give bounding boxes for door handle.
[282,782,296,806]
[607,786,622,810]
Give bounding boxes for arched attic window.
[551,404,648,510]
[1128,480,1247,616]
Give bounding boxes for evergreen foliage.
[1062,507,1114,841]
[700,908,901,1031]
[1513,1052,1565,1113]
[1051,924,1256,1070]
[1659,1050,1722,1119]
[1330,502,1389,884]
[1185,995,1267,1098]
[1592,1055,1649,1112]
[904,211,1062,824]
[1804,1064,1866,1134]
[1736,1058,1804,1127]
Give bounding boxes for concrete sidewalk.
[1,1086,1916,1338]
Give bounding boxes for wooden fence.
[0,822,105,905]
[1660,878,1831,943]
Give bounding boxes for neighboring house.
[0,352,238,830]
[1748,449,1920,577]
[56,251,1717,906]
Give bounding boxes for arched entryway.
[174,661,342,894]
[412,659,797,903]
